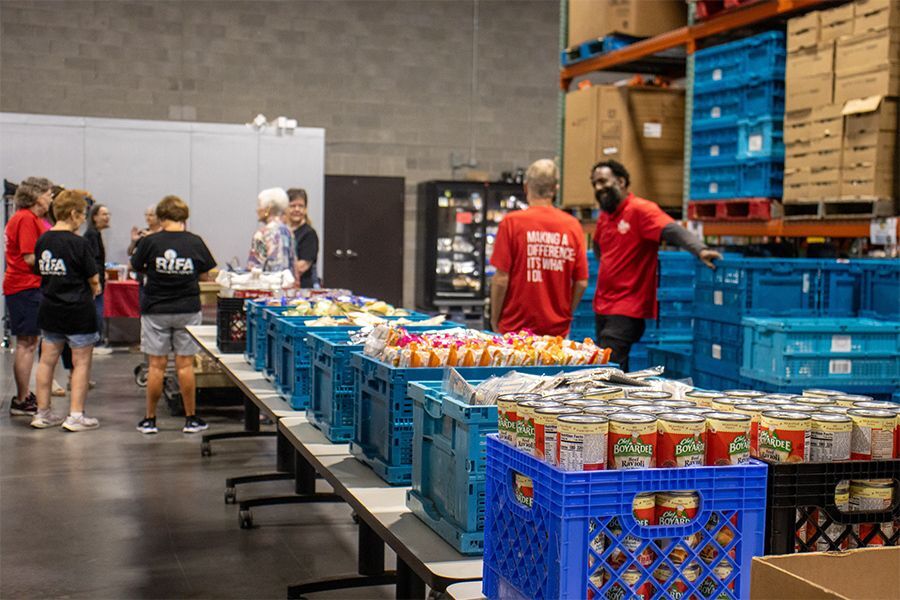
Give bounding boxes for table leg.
[395,558,426,600]
[200,395,273,457]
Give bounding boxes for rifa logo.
[617,220,631,235]
[155,249,195,275]
[38,250,67,276]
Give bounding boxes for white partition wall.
[0,113,325,277]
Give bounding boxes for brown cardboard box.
[842,162,895,197]
[562,85,685,207]
[567,0,685,46]
[790,148,842,171]
[808,104,844,153]
[786,73,834,112]
[854,0,900,33]
[786,42,835,81]
[785,109,812,144]
[751,547,900,600]
[843,96,899,138]
[835,28,900,75]
[820,3,855,42]
[788,11,821,51]
[809,166,842,199]
[843,135,896,165]
[834,65,900,103]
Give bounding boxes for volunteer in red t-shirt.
[591,160,721,371]
[490,159,589,337]
[3,176,54,416]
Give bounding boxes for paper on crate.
[750,547,900,600]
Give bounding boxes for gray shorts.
[140,312,202,356]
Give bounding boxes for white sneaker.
[31,412,65,429]
[62,414,100,432]
[93,346,113,356]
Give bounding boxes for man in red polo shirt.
[591,160,721,371]
[490,159,588,337]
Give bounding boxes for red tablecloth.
[104,280,140,318]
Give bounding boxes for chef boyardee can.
[583,387,623,401]
[733,403,768,457]
[705,412,751,466]
[816,405,851,416]
[657,414,706,468]
[711,397,745,413]
[848,409,896,460]
[812,480,849,551]
[803,388,844,399]
[533,406,580,464]
[602,567,654,600]
[654,562,699,599]
[608,413,657,469]
[685,389,722,408]
[631,405,671,416]
[795,397,836,409]
[496,393,538,446]
[656,491,699,526]
[681,407,715,416]
[764,393,802,402]
[699,560,734,598]
[583,405,625,417]
[563,398,608,410]
[833,394,874,407]
[656,400,695,410]
[556,414,609,471]
[627,390,672,401]
[608,493,657,570]
[850,479,895,547]
[759,411,811,463]
[516,400,562,454]
[541,392,584,403]
[809,413,852,462]
[609,398,657,409]
[724,389,766,400]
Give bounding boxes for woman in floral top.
[248,187,296,272]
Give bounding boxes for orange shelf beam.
[702,219,899,238]
[561,0,831,89]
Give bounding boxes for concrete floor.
[0,349,394,599]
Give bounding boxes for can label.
[608,419,657,470]
[658,419,706,468]
[759,415,810,463]
[558,419,609,471]
[850,481,894,547]
[810,418,852,462]
[534,408,579,464]
[698,562,734,599]
[812,481,849,552]
[656,493,699,526]
[705,415,751,466]
[654,563,699,600]
[512,472,533,508]
[608,494,657,569]
[602,569,653,600]
[497,400,519,446]
[849,413,895,460]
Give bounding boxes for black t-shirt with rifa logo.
[130,231,216,314]
[33,230,99,334]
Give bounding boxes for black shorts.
[6,288,42,336]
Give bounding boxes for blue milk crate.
[855,259,900,320]
[738,377,898,401]
[261,307,298,377]
[645,292,694,341]
[694,79,785,129]
[482,436,768,600]
[739,158,783,198]
[692,367,745,391]
[571,313,596,339]
[819,260,859,318]
[350,354,609,485]
[647,344,692,379]
[693,30,784,92]
[691,123,739,166]
[689,160,741,200]
[693,259,820,324]
[407,380,494,555]
[740,317,900,387]
[630,341,651,371]
[693,318,743,381]
[737,116,783,160]
[244,299,265,366]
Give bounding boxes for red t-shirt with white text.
[491,205,588,336]
[592,193,673,319]
[3,208,48,295]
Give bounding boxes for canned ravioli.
[759,411,811,463]
[608,413,657,469]
[657,413,706,468]
[705,412,751,466]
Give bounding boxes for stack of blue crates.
[690,31,785,200]
[569,252,598,342]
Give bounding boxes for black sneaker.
[183,416,209,433]
[136,417,158,434]
[9,392,37,416]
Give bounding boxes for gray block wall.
[0,0,561,307]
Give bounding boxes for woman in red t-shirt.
[3,177,54,415]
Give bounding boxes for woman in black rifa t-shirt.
[31,190,102,431]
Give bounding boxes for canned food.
[516,400,563,454]
[777,403,817,413]
[809,413,852,462]
[795,397,836,408]
[513,472,534,508]
[832,394,874,407]
[654,562,699,598]
[657,414,706,468]
[633,492,657,525]
[496,393,539,445]
[681,407,716,416]
[656,491,699,525]
[608,413,657,469]
[701,514,737,564]
[564,399,609,410]
[853,401,900,411]
[764,393,802,402]
[850,479,895,547]
[812,480,849,552]
[685,389,722,408]
[631,405,670,415]
[803,389,844,399]
[656,400,696,410]
[541,392,584,403]
[705,412,752,466]
[583,387,624,401]
[610,398,658,408]
[848,409,896,460]
[533,406,581,464]
[601,568,654,600]
[733,403,767,457]
[608,494,657,569]
[756,397,796,406]
[711,397,745,413]
[816,406,851,416]
[699,561,734,598]
[556,414,609,471]
[583,405,626,416]
[627,390,672,401]
[759,411,811,463]
[724,389,766,400]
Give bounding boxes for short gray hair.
[257,187,289,216]
[525,159,559,200]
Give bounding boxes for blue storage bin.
[740,317,900,387]
[855,259,900,320]
[571,312,595,337]
[629,341,651,370]
[692,367,745,391]
[693,30,785,92]
[693,338,743,382]
[739,376,898,401]
[819,260,859,318]
[350,354,610,485]
[647,344,692,379]
[263,308,302,379]
[739,158,783,198]
[657,287,694,302]
[689,161,741,200]
[691,123,739,166]
[737,116,784,160]
[482,436,768,600]
[693,80,785,129]
[407,380,494,555]
[244,299,265,367]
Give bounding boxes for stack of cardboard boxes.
[567,0,685,47]
[783,0,899,218]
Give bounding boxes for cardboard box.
[843,135,896,166]
[843,96,899,138]
[834,64,900,103]
[786,42,835,81]
[835,29,900,75]
[562,85,685,207]
[789,148,842,171]
[854,0,900,33]
[752,547,900,600]
[567,0,686,46]
[841,163,896,197]
[786,72,834,112]
[809,166,842,198]
[788,11,821,52]
[808,104,844,152]
[820,3,855,42]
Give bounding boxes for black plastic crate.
[765,459,900,555]
[216,297,247,353]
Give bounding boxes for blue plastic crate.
[571,313,596,339]
[629,341,651,371]
[689,161,741,200]
[693,79,785,129]
[691,367,745,391]
[691,123,739,166]
[693,324,743,382]
[407,380,494,555]
[482,436,768,600]
[819,260,859,318]
[740,317,900,387]
[855,259,900,320]
[739,158,783,198]
[244,299,265,366]
[656,287,694,302]
[739,376,898,401]
[647,344,692,379]
[693,31,784,92]
[737,116,784,160]
[261,307,299,377]
[350,354,610,485]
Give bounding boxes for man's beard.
[595,187,623,213]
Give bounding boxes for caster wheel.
[201,442,212,457]
[224,487,236,504]
[134,368,148,388]
[239,510,253,529]
[351,512,360,524]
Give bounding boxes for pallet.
[687,198,780,221]
[562,33,685,67]
[783,197,896,220]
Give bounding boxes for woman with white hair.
[248,187,296,272]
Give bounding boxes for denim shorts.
[42,330,100,349]
[141,311,202,356]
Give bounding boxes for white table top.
[446,581,487,600]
